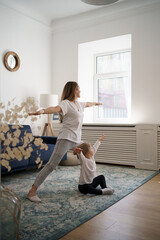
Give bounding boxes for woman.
[27,81,102,202]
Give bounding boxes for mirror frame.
[4,51,20,72]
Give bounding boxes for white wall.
[0,3,52,133]
[51,2,160,124]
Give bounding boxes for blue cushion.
[29,143,55,166]
[2,125,33,148]
[35,136,57,145]
[1,157,29,174]
[38,144,55,164]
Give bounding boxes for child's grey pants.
[34,139,78,189]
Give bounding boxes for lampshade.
[81,0,119,5]
[40,94,58,108]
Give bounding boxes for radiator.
[52,123,159,170]
[81,125,137,166]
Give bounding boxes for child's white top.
[58,100,86,143]
[78,140,101,185]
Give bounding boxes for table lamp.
[40,94,58,136]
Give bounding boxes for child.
[74,135,114,195]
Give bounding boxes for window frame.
[93,49,131,123]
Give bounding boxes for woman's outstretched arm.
[28,106,62,116]
[85,102,102,108]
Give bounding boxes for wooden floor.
[60,173,160,240]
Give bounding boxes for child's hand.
[98,134,105,142]
[73,148,83,154]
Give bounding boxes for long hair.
[61,81,78,101]
[59,81,78,123]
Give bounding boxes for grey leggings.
[34,139,78,189]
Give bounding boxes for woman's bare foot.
[27,185,37,198]
[26,185,41,202]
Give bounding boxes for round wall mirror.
[4,51,20,72]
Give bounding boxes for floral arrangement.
[0,97,48,172]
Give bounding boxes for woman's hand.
[28,111,41,116]
[86,102,102,107]
[28,109,44,116]
[95,102,102,106]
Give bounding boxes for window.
[94,50,131,122]
[78,34,132,124]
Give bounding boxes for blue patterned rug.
[1,164,159,240]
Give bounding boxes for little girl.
[74,135,114,195]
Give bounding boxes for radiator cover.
[52,123,159,170]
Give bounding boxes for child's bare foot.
[102,187,114,195]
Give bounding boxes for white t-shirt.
[78,140,101,185]
[58,99,86,143]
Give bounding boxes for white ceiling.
[0,0,159,26]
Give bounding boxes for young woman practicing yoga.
[27,81,102,202]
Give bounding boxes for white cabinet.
[136,125,158,170]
